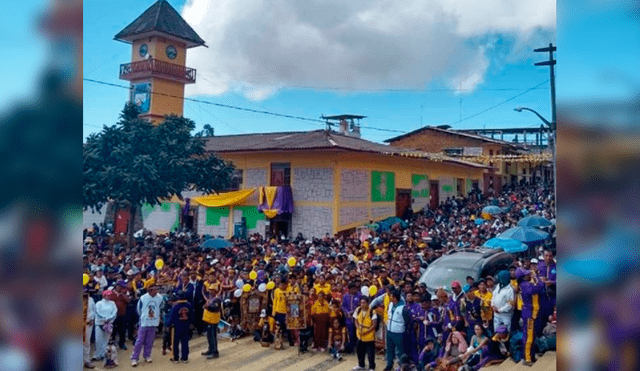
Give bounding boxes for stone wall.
[340,169,369,202]
[292,167,333,202]
[197,207,229,237]
[232,206,268,236]
[291,206,333,239]
[245,168,268,203]
[338,206,369,227]
[371,205,395,220]
[141,203,181,232]
[83,205,107,229]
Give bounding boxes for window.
[270,163,291,186]
[489,150,494,156]
[225,169,243,191]
[443,148,463,156]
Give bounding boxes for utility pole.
[534,43,556,198]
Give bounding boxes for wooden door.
[429,180,439,209]
[396,189,411,217]
[114,207,130,235]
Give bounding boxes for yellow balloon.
[83,273,90,286]
[287,257,296,267]
[243,284,252,292]
[369,285,378,296]
[249,271,257,280]
[155,259,164,270]
[266,281,275,290]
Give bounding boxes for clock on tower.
[114,0,206,123]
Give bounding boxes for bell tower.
[114,0,206,123]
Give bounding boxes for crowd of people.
[83,183,556,371]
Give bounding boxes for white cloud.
[182,0,556,100]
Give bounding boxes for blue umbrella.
[498,226,549,244]
[483,238,529,253]
[474,218,485,225]
[482,206,503,215]
[202,238,233,249]
[518,215,552,228]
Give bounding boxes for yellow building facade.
[198,131,488,239]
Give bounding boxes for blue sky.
[80,0,637,142]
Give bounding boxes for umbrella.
[483,238,529,253]
[475,219,485,225]
[518,215,552,228]
[498,226,549,244]
[202,238,233,249]
[482,206,503,215]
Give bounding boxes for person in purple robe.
[517,267,546,366]
[403,292,421,364]
[462,285,482,343]
[536,249,556,335]
[340,282,361,354]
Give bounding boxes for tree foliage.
[83,103,234,216]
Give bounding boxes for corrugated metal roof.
[204,130,490,169]
[114,0,206,47]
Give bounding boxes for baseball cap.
[451,281,461,288]
[496,325,508,334]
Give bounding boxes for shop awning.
[191,188,256,207]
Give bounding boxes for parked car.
[419,248,514,292]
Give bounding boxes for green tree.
[195,124,215,137]
[83,103,234,242]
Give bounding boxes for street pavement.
[93,334,556,371]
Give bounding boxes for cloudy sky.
[83,0,565,142]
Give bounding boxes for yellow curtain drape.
[263,209,278,219]
[259,187,265,205]
[264,186,278,208]
[191,188,256,207]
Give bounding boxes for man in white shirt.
[94,270,108,293]
[131,285,163,366]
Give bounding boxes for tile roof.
[204,130,489,169]
[114,0,206,48]
[384,125,517,147]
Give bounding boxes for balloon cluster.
[360,285,378,297]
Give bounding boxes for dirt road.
[93,335,555,371]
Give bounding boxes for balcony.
[119,58,196,84]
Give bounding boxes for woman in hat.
[94,290,118,361]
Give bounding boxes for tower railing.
[119,58,196,84]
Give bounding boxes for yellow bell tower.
[114,0,206,123]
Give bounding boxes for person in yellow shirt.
[201,297,221,359]
[354,297,378,370]
[311,292,331,351]
[254,310,275,345]
[477,279,493,326]
[313,275,332,296]
[273,281,294,346]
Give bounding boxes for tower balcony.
[119,58,196,84]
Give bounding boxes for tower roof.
[114,0,206,48]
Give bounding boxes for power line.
[451,80,550,125]
[83,78,327,124]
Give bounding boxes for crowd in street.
[83,183,556,371]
